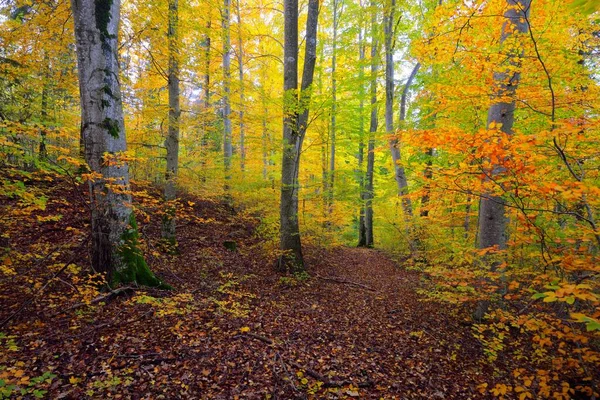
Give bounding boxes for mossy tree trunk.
[71,0,166,288]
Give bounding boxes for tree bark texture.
[71,0,163,286]
[364,1,378,248]
[222,0,233,187]
[236,0,246,172]
[278,0,319,272]
[384,0,412,219]
[478,0,530,252]
[162,0,180,242]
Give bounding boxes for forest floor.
[0,169,492,399]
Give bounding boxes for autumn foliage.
[1,0,600,398]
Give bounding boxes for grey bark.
[328,0,340,215]
[384,0,413,219]
[278,0,320,272]
[71,0,146,280]
[474,0,530,320]
[357,22,367,247]
[478,0,530,252]
[162,0,180,242]
[261,67,269,180]
[222,0,233,187]
[365,1,378,247]
[200,18,211,183]
[235,0,246,172]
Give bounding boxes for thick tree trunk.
[71,0,164,287]
[384,0,412,219]
[279,0,301,272]
[222,0,233,189]
[477,0,530,253]
[474,0,530,320]
[162,0,180,243]
[235,0,246,172]
[278,0,319,273]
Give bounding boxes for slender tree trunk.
[222,0,233,190]
[39,80,49,160]
[465,195,472,239]
[278,0,320,272]
[261,67,269,180]
[162,0,180,242]
[357,21,367,247]
[200,19,211,183]
[328,0,339,217]
[420,149,434,217]
[235,0,246,172]
[365,1,378,247]
[384,0,412,218]
[71,0,164,287]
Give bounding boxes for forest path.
[233,246,486,399]
[0,171,488,399]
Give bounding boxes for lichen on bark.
[95,0,113,38]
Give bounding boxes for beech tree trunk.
[384,0,412,218]
[222,0,233,188]
[357,20,367,247]
[478,0,530,253]
[200,18,211,183]
[235,0,246,172]
[328,0,340,217]
[162,0,180,242]
[474,0,530,320]
[261,66,269,180]
[278,0,320,272]
[71,0,164,287]
[364,1,378,248]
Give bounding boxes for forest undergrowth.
[0,167,597,399]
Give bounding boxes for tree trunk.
[478,0,530,253]
[357,20,367,247]
[162,0,180,243]
[235,0,246,172]
[277,0,320,273]
[384,0,412,218]
[71,0,165,287]
[328,0,339,217]
[200,18,211,183]
[261,67,269,180]
[222,0,233,189]
[474,0,530,320]
[365,1,378,248]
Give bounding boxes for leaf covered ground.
[0,169,509,399]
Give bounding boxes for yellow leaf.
[240,326,250,333]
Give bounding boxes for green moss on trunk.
[95,0,113,38]
[112,213,172,289]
